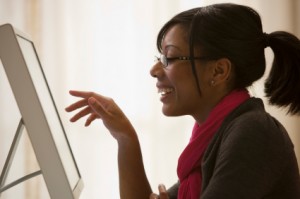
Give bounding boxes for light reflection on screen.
[16,36,79,190]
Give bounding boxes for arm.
[65,90,152,199]
[117,131,152,199]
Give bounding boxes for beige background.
[0,0,299,198]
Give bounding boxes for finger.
[149,193,159,199]
[69,90,109,109]
[158,184,168,199]
[69,90,94,98]
[88,97,109,118]
[85,113,99,126]
[70,106,92,122]
[65,98,88,112]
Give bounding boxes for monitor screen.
[0,24,83,198]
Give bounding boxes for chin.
[162,106,182,117]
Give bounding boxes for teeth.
[158,88,173,95]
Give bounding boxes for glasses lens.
[160,54,167,67]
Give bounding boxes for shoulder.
[222,98,290,145]
[216,97,294,162]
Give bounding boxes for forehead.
[162,25,189,52]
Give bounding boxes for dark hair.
[156,3,300,115]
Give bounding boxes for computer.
[0,23,83,198]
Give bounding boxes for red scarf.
[177,89,250,199]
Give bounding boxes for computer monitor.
[0,24,83,198]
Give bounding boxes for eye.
[166,58,176,64]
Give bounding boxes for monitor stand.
[0,119,42,195]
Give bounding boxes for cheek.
[169,67,194,89]
[170,68,199,100]
[189,63,212,95]
[162,67,202,116]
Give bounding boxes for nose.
[150,61,164,78]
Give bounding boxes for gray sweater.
[168,98,300,199]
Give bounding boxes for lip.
[156,83,174,102]
[160,92,173,102]
[156,82,172,89]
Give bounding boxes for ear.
[210,58,232,85]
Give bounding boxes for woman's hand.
[65,90,135,141]
[150,184,169,199]
[66,90,153,199]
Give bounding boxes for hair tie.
[263,32,270,48]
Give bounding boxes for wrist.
[115,126,139,147]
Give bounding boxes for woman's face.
[150,24,216,122]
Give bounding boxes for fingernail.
[159,184,166,189]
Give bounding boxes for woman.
[65,3,300,199]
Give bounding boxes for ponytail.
[264,31,300,115]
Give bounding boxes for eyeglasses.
[155,54,211,68]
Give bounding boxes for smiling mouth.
[158,88,174,96]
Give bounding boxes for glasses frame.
[156,54,211,68]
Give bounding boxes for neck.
[193,88,241,124]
